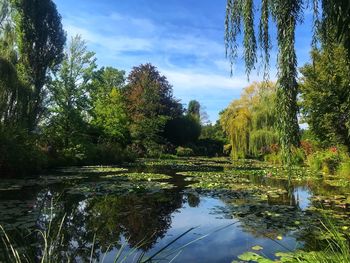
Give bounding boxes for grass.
[0,210,239,263]
[236,215,350,263]
[5,216,349,263]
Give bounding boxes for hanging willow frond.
[242,0,257,77]
[225,0,304,165]
[274,0,302,163]
[259,0,270,78]
[225,0,242,75]
[321,0,350,57]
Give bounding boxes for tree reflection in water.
[41,189,184,261]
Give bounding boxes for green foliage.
[90,67,129,144]
[0,57,28,126]
[225,0,301,165]
[307,147,349,175]
[46,35,96,149]
[225,0,350,166]
[0,126,46,176]
[0,0,16,63]
[176,146,194,157]
[300,45,350,148]
[12,0,66,130]
[125,63,183,156]
[163,115,201,146]
[337,161,350,177]
[200,121,226,144]
[264,152,282,165]
[273,0,302,164]
[220,82,278,159]
[187,100,200,120]
[290,146,306,165]
[92,88,128,141]
[320,1,350,58]
[0,0,10,29]
[193,138,224,157]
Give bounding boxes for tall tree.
[187,100,200,119]
[12,0,66,130]
[90,67,129,144]
[0,0,16,63]
[300,45,350,148]
[224,0,350,164]
[320,1,350,58]
[0,0,27,126]
[0,58,28,126]
[47,35,96,148]
[125,63,182,154]
[220,82,278,159]
[0,0,10,29]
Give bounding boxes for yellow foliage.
[220,81,278,159]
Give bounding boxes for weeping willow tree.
[225,0,350,164]
[220,100,251,159]
[220,82,278,159]
[0,0,16,63]
[249,83,278,155]
[0,0,28,126]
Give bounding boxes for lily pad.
[252,245,263,251]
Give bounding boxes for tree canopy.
[220,82,278,159]
[300,45,350,148]
[124,63,183,155]
[224,0,350,164]
[12,0,66,130]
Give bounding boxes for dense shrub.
[176,146,194,157]
[192,138,224,157]
[307,146,349,175]
[223,144,232,155]
[0,127,47,177]
[337,161,350,177]
[91,142,136,164]
[163,116,201,146]
[264,152,282,165]
[47,141,136,167]
[291,147,306,165]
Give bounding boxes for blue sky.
[54,0,314,122]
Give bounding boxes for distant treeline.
[1,0,349,178]
[0,0,226,176]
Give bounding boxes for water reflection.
[1,163,350,262]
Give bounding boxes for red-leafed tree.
[124,63,182,155]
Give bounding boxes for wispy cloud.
[55,0,311,121]
[162,68,249,91]
[65,24,154,53]
[62,11,227,69]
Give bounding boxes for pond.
[1,157,350,262]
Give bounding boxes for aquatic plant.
[235,216,350,263]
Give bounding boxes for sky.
[54,0,314,123]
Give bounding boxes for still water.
[0,158,349,262]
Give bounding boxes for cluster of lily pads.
[0,200,39,230]
[57,166,129,174]
[2,156,350,262]
[125,157,231,172]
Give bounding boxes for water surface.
[1,158,349,262]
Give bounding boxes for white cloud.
[213,59,233,73]
[108,12,157,33]
[161,68,250,91]
[64,24,153,53]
